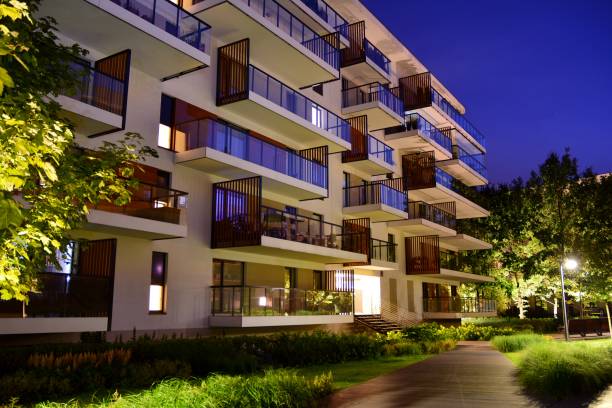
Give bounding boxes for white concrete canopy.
[55,95,123,137]
[342,203,408,222]
[436,159,488,187]
[209,314,353,327]
[439,234,492,251]
[388,218,456,237]
[408,185,490,219]
[384,128,453,161]
[85,209,188,240]
[341,100,403,131]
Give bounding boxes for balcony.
[388,201,456,236]
[42,0,211,79]
[217,41,350,152]
[57,57,128,137]
[0,272,112,334]
[209,285,353,327]
[278,0,348,45]
[436,130,488,186]
[405,236,494,283]
[398,73,485,150]
[192,0,340,87]
[341,82,404,130]
[384,113,453,160]
[211,177,368,264]
[340,22,391,84]
[422,297,497,319]
[342,179,408,222]
[175,117,328,200]
[439,233,492,251]
[362,238,398,271]
[342,116,395,175]
[402,152,489,219]
[87,181,188,239]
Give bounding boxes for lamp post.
[560,258,578,341]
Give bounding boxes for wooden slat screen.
[211,176,262,248]
[432,201,456,218]
[78,239,117,278]
[405,235,440,275]
[217,38,249,106]
[342,115,368,163]
[300,145,329,191]
[93,49,131,115]
[341,21,366,68]
[398,72,432,111]
[439,126,454,141]
[342,218,371,265]
[324,270,354,292]
[402,151,436,190]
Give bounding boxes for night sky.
[362,0,612,184]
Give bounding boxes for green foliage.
[36,370,333,408]
[0,0,156,300]
[517,341,612,398]
[491,334,549,353]
[401,322,518,342]
[464,317,559,333]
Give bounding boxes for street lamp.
[560,258,578,341]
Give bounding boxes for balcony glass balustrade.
[435,167,454,190]
[298,0,348,33]
[175,118,328,188]
[365,39,390,74]
[422,297,496,313]
[236,0,340,68]
[110,0,211,53]
[342,82,404,117]
[211,285,353,316]
[407,201,456,230]
[370,238,397,263]
[343,182,407,213]
[368,134,394,166]
[454,144,487,178]
[430,87,485,148]
[384,113,452,154]
[249,65,350,142]
[66,61,126,115]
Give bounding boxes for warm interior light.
[564,259,578,270]
[149,285,164,312]
[157,124,172,149]
[258,296,267,307]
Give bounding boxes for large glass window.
[212,260,244,286]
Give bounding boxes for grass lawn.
[502,338,611,366]
[296,354,430,390]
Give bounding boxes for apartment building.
[0,0,495,339]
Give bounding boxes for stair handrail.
[379,299,420,328]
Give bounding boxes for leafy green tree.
[0,0,154,300]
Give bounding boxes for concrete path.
[325,341,533,408]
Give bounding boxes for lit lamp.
[258,296,267,307]
[560,258,578,341]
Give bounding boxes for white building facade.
[0,0,495,339]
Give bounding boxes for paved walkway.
[325,341,533,408]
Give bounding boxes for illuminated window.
[149,252,167,313]
[158,124,172,149]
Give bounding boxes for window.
[312,83,323,96]
[285,267,297,289]
[149,252,168,313]
[406,280,415,312]
[313,270,323,290]
[158,94,175,149]
[213,260,244,286]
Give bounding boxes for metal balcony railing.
[66,61,127,115]
[94,180,188,224]
[175,118,328,188]
[370,238,397,263]
[249,65,350,142]
[454,144,487,178]
[343,181,407,213]
[365,39,390,74]
[342,82,404,117]
[384,113,452,154]
[110,0,211,53]
[435,167,454,190]
[298,0,348,33]
[368,134,394,166]
[0,272,112,318]
[431,87,485,148]
[422,297,496,314]
[210,285,353,316]
[407,201,456,230]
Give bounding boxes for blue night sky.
[362,0,612,184]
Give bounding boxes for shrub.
[465,317,559,333]
[401,323,446,342]
[491,334,549,353]
[401,322,517,342]
[518,341,612,398]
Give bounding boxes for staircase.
[355,314,402,334]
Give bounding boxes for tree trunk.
[606,302,612,339]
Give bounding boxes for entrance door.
[353,274,381,315]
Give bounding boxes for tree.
[0,0,154,300]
